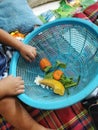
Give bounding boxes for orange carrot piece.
[53,70,63,80]
[39,58,52,70]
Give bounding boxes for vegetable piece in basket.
[39,58,52,72]
[39,79,65,95]
[53,70,64,80]
[60,75,80,89]
[39,58,80,95]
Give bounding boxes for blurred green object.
[39,0,96,23]
[81,0,96,9]
[39,10,58,23]
[55,0,96,18]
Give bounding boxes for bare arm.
[0,29,24,51]
[0,29,37,62]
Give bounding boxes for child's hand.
[0,75,25,97]
[20,44,37,62]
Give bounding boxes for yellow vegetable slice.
[39,79,65,95]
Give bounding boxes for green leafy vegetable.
[44,72,53,79]
[60,75,80,88]
[44,66,52,73]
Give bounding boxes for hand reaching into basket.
[0,29,37,62]
[19,44,37,62]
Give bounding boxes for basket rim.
[23,17,98,44]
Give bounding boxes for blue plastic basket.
[9,18,98,110]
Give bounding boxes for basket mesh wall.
[16,23,98,103]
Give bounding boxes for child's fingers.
[15,78,24,86]
[16,85,25,94]
[24,54,36,62]
[28,53,36,60]
[24,55,32,62]
[16,76,23,80]
[16,89,25,95]
[16,85,24,91]
[19,80,24,85]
